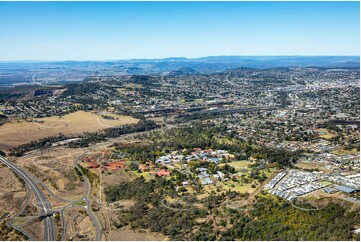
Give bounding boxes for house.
[216,171,225,180]
[201,177,213,185]
[213,174,221,180]
[208,158,221,163]
[216,150,228,155]
[158,169,171,176]
[138,164,150,172]
[199,171,210,178]
[150,169,171,177]
[138,161,156,172]
[182,181,189,186]
[156,156,172,164]
[104,160,126,170]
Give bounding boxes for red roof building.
[104,160,126,170]
[149,169,171,177]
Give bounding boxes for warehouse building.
[334,185,360,194]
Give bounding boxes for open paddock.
[0,111,138,148]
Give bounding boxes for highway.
[0,155,56,241]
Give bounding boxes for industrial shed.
[334,185,360,194]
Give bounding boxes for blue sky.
[0,1,359,60]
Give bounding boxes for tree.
[129,161,139,171]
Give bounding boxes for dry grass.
[332,148,358,155]
[110,227,166,241]
[316,128,337,139]
[0,111,138,147]
[0,167,26,218]
[201,181,256,196]
[219,161,250,171]
[11,216,36,226]
[102,169,133,188]
[296,162,332,172]
[16,147,86,199]
[64,207,96,241]
[22,219,44,241]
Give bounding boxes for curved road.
[73,151,103,241]
[0,155,56,241]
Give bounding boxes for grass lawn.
[132,170,154,181]
[260,168,277,178]
[320,180,333,186]
[220,160,251,171]
[74,200,87,206]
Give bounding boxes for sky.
[0,1,359,61]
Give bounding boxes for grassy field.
[132,170,154,181]
[201,180,256,195]
[332,148,359,155]
[316,128,337,139]
[220,160,251,171]
[0,111,138,147]
[320,180,333,186]
[295,162,330,171]
[74,200,87,206]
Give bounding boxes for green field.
[74,200,87,206]
[320,180,333,186]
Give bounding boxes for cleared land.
[63,207,96,241]
[0,111,138,148]
[16,147,86,200]
[295,162,332,172]
[0,167,26,220]
[110,227,166,241]
[219,160,251,170]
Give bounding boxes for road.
[73,152,103,240]
[0,118,181,241]
[5,184,35,240]
[0,155,56,241]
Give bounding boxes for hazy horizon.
[0,55,360,63]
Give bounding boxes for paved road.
[59,209,67,241]
[73,152,103,240]
[0,155,56,241]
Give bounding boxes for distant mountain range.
[130,55,360,69]
[166,67,200,76]
[0,56,359,85]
